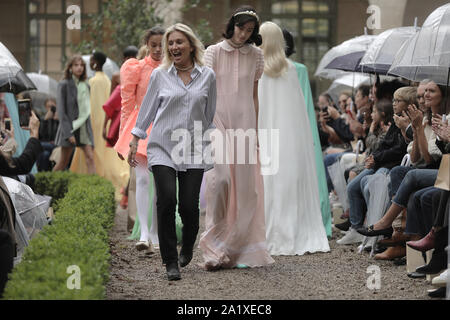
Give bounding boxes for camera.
[17,99,32,127]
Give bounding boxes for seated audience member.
[406,112,449,276]
[1,111,42,178]
[319,92,354,153]
[357,82,447,259]
[336,99,407,245]
[335,97,392,232]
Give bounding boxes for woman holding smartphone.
[53,55,96,174]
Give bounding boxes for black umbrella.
[324,51,366,72]
[0,69,36,94]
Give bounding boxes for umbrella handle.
[400,154,411,167]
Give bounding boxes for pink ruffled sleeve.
[254,47,264,82]
[119,58,142,134]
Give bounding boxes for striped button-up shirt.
[131,63,217,172]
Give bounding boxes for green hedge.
[3,171,116,300]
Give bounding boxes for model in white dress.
[258,22,330,256]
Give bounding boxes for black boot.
[179,246,193,268]
[166,262,181,281]
[416,227,448,275]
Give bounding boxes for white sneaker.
[135,240,149,251]
[337,228,364,245]
[431,269,449,287]
[329,192,340,205]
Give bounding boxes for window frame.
[259,0,337,97]
[25,0,101,78]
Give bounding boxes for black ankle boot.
[166,262,181,281]
[179,246,193,268]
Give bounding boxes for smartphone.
[4,118,11,131]
[443,114,447,124]
[17,99,32,127]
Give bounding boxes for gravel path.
[106,205,437,300]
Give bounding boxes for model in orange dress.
[115,27,165,251]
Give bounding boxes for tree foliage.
[72,0,213,64]
[72,0,162,63]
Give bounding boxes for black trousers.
[152,165,204,265]
[432,190,449,228]
[0,230,14,298]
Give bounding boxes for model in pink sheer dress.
[199,6,274,270]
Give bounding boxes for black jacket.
[436,139,450,155]
[327,117,354,143]
[39,118,59,142]
[372,125,408,170]
[0,138,43,176]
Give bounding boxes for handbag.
[434,154,450,191]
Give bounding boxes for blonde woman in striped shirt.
[128,23,216,281]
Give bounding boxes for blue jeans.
[388,166,415,199]
[405,186,437,237]
[37,141,56,172]
[324,152,345,192]
[347,167,389,228]
[392,169,438,208]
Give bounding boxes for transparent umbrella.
[327,73,372,103]
[325,51,366,73]
[82,55,120,80]
[315,35,376,80]
[26,72,58,97]
[360,26,420,75]
[388,3,450,85]
[0,42,36,94]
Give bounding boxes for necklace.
[175,63,194,72]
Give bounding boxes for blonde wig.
[259,22,288,78]
[161,23,205,69]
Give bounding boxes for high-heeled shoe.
[356,225,393,237]
[407,229,436,252]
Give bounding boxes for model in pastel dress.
[282,29,332,238]
[69,51,129,199]
[53,55,96,174]
[257,22,330,255]
[115,27,165,251]
[199,6,274,270]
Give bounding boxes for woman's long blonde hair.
[259,21,289,78]
[161,23,205,69]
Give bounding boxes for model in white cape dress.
[258,60,330,256]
